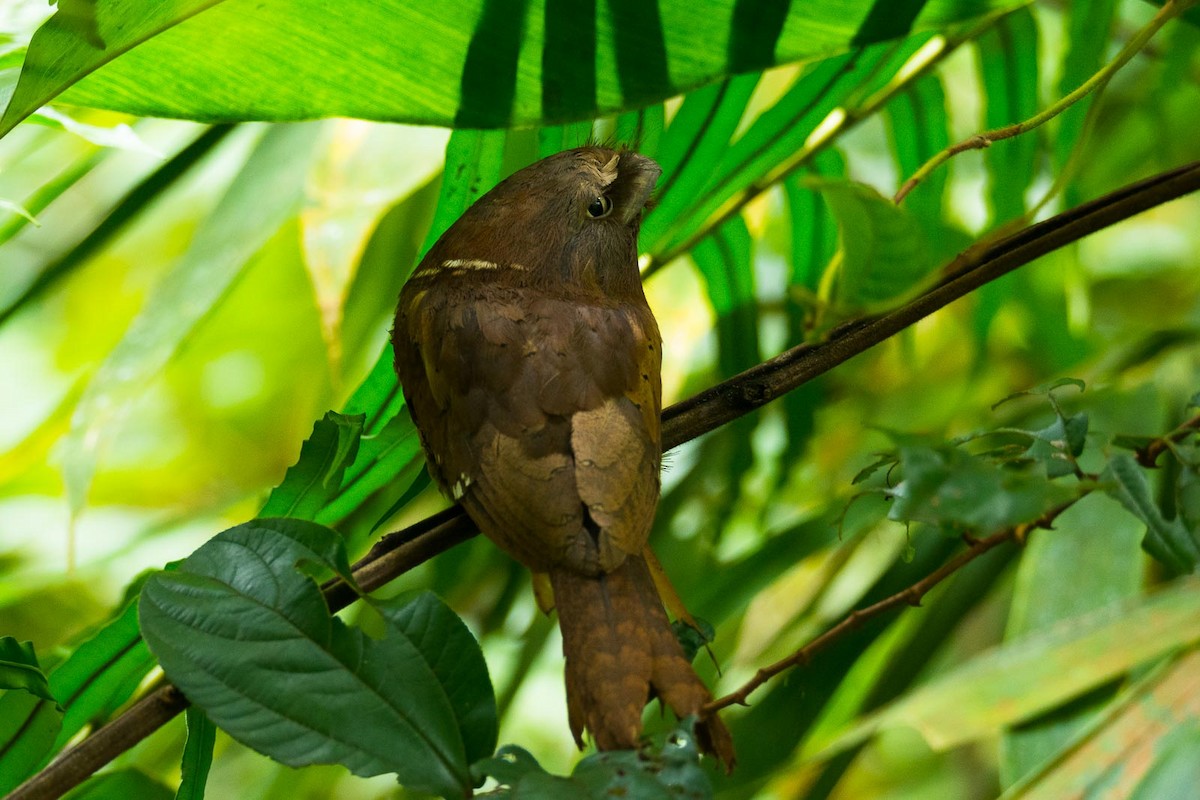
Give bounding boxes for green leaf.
[977,7,1039,223]
[887,443,1076,532]
[1000,493,1143,788]
[812,577,1200,759]
[0,636,55,701]
[48,592,155,751]
[884,75,950,222]
[812,178,970,310]
[1000,650,1200,800]
[28,107,159,154]
[991,378,1086,409]
[1104,454,1200,573]
[1,0,1033,136]
[260,411,365,520]
[478,721,711,799]
[138,517,495,797]
[61,122,323,514]
[316,411,424,526]
[0,639,62,795]
[64,769,174,800]
[175,708,216,800]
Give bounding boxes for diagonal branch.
[12,160,1200,800]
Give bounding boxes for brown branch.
[1135,411,1200,468]
[12,160,1200,800]
[703,503,1074,714]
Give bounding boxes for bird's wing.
[393,280,661,575]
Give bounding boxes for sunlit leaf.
[1000,650,1200,800]
[813,577,1200,758]
[61,122,323,514]
[1,0,1032,136]
[63,769,173,800]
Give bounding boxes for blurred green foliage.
[2,0,1200,798]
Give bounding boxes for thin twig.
[703,503,1074,714]
[1136,412,1200,468]
[893,0,1192,204]
[11,160,1200,800]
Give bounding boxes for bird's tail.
[548,554,735,769]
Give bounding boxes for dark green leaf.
[671,617,715,663]
[1103,454,1200,573]
[175,708,216,800]
[139,518,495,797]
[260,411,364,520]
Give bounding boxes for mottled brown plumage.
[392,146,732,767]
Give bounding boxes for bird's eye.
[587,195,613,218]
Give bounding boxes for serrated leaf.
[1104,454,1200,573]
[260,411,364,520]
[315,410,424,526]
[1004,412,1088,478]
[888,444,1075,532]
[139,518,495,797]
[175,708,215,800]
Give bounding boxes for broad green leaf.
[175,708,216,800]
[63,769,174,800]
[2,0,1033,137]
[138,518,495,797]
[1104,454,1200,573]
[812,576,1200,759]
[1001,493,1144,788]
[0,639,61,795]
[977,7,1039,223]
[1000,650,1200,800]
[61,122,322,514]
[48,593,155,751]
[811,178,970,310]
[0,0,224,137]
[260,411,365,520]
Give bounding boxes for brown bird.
[391,146,733,766]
